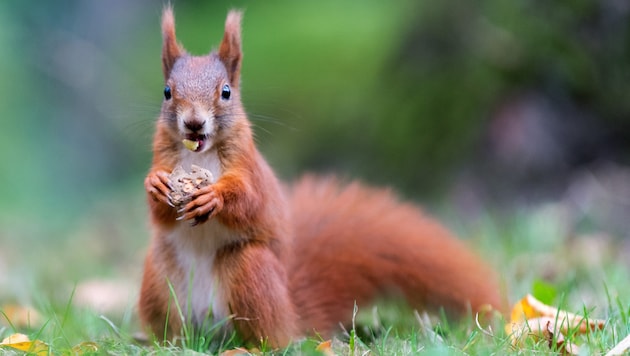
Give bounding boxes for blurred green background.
[1,0,630,304]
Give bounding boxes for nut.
[168,165,214,207]
[182,139,199,151]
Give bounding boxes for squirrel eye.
[164,85,172,100]
[221,84,231,100]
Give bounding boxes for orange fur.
[287,176,505,336]
[139,6,505,349]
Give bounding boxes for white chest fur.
[167,221,233,328]
[164,148,241,328]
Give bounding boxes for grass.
[1,189,629,355]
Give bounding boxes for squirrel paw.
[177,184,224,226]
[145,170,174,208]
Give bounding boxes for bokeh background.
[1,0,630,311]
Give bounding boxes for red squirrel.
[139,6,505,348]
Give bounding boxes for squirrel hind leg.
[215,242,298,348]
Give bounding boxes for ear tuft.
[218,10,243,87]
[162,5,185,79]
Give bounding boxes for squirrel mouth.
[182,134,207,152]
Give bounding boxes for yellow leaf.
[72,341,99,354]
[0,333,49,356]
[509,295,538,323]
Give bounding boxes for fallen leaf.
[507,317,580,355]
[316,339,336,356]
[507,294,604,354]
[606,333,630,356]
[510,294,605,333]
[0,333,49,355]
[72,341,99,354]
[1,333,30,344]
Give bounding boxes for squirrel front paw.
[177,185,224,226]
[145,170,174,207]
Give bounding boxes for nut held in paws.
[168,165,214,207]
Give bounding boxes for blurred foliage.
[1,0,630,248]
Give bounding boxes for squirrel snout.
[184,120,205,132]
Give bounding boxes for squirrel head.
[159,6,246,154]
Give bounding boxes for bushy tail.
[287,175,505,336]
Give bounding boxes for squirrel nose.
[184,120,205,132]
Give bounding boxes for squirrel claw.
[191,215,208,227]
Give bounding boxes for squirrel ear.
[161,6,185,79]
[218,10,243,87]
